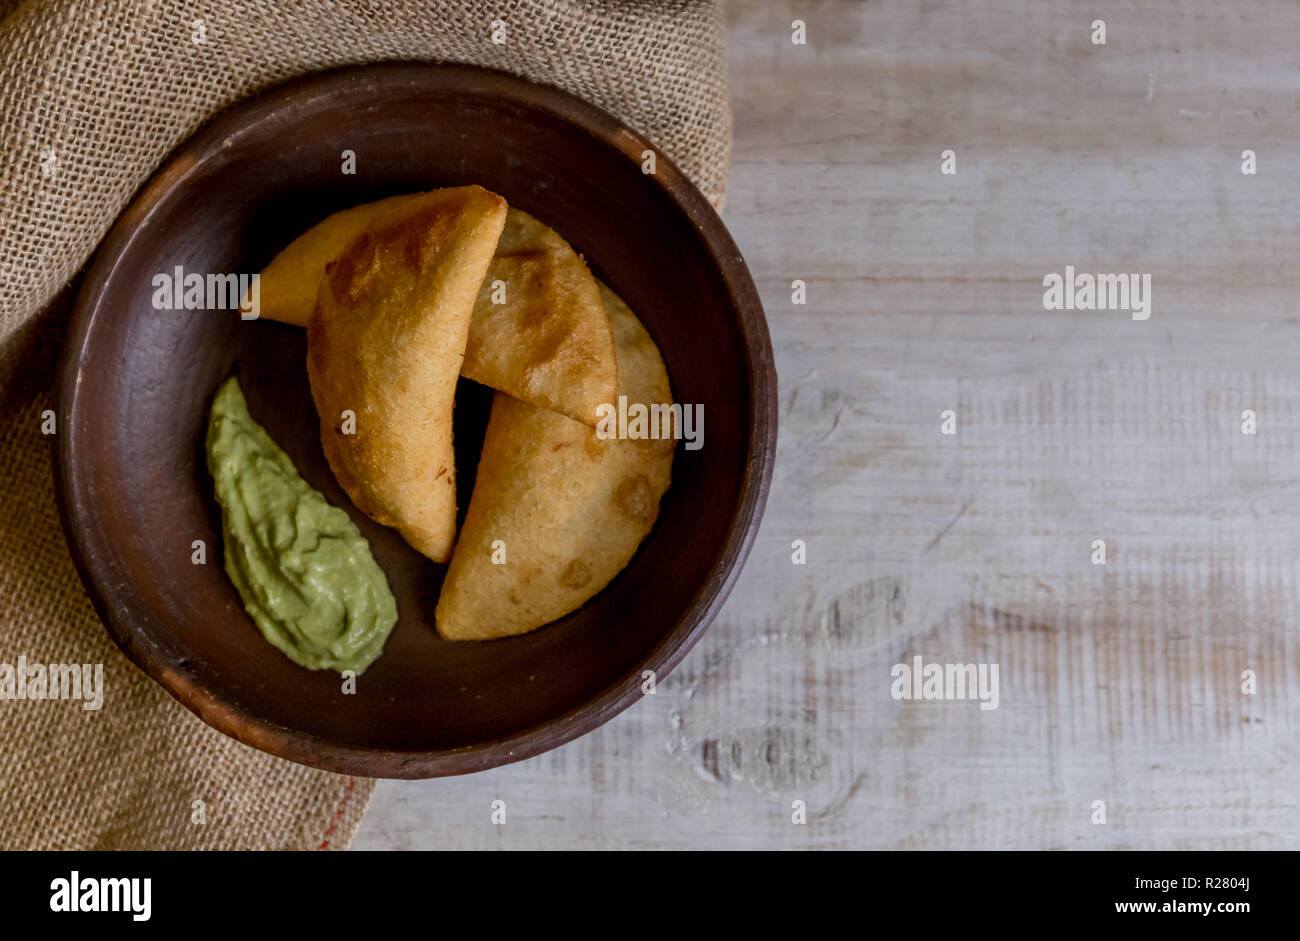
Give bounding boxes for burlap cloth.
[0,0,729,850]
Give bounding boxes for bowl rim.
[54,61,777,779]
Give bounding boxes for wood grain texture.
[354,0,1300,849]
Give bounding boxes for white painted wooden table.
[354,0,1300,850]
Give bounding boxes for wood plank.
[356,0,1300,850]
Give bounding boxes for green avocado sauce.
[206,376,397,674]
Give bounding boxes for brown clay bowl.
[54,63,776,778]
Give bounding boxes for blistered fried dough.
[436,282,674,640]
[306,185,507,563]
[258,197,616,426]
[465,208,617,426]
[258,194,414,327]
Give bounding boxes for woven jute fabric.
[0,0,730,850]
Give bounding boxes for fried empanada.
[464,208,616,426]
[435,282,674,640]
[306,185,507,563]
[259,197,616,425]
[257,194,412,327]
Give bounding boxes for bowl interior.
[59,65,768,776]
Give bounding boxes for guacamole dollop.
[206,376,397,674]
